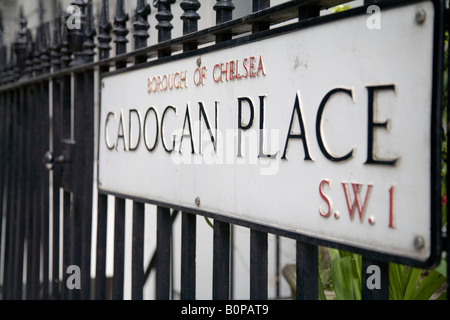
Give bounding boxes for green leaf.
[434,258,447,278]
[328,249,361,300]
[413,270,446,300]
[389,263,407,300]
[318,275,327,300]
[204,216,214,229]
[350,256,361,300]
[403,268,422,300]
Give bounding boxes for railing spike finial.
[0,10,4,83]
[0,11,4,85]
[154,0,176,57]
[32,25,43,75]
[23,29,34,77]
[61,12,73,68]
[39,0,45,25]
[67,0,86,66]
[180,0,201,36]
[0,10,4,45]
[0,46,5,85]
[98,0,112,60]
[213,0,235,25]
[114,0,129,55]
[40,22,52,73]
[50,1,63,70]
[214,0,234,43]
[7,41,14,82]
[14,5,29,75]
[83,0,97,62]
[133,0,151,51]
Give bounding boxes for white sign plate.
[99,1,442,265]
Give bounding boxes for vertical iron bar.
[156,206,171,300]
[80,68,95,300]
[180,212,196,300]
[40,76,50,300]
[112,197,125,300]
[2,88,12,299]
[212,221,230,300]
[248,0,270,301]
[1,86,10,299]
[210,100,230,289]
[51,6,63,299]
[211,1,234,300]
[153,0,175,301]
[129,1,149,300]
[83,67,95,300]
[20,84,30,299]
[95,193,108,299]
[62,190,71,300]
[114,0,129,69]
[96,0,112,300]
[250,230,268,300]
[361,257,389,300]
[296,241,318,300]
[296,0,320,303]
[30,83,42,300]
[5,88,18,299]
[131,201,145,300]
[52,78,62,299]
[25,85,36,300]
[12,26,28,300]
[110,0,128,301]
[65,0,96,297]
[0,88,5,296]
[14,86,24,300]
[179,0,200,300]
[60,71,71,300]
[22,84,33,300]
[13,87,25,300]
[275,236,280,298]
[69,71,86,301]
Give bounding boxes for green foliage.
[330,5,351,13]
[388,262,446,300]
[320,249,447,300]
[326,249,361,300]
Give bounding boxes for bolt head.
[413,236,425,249]
[416,9,426,24]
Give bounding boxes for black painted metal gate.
[0,0,448,301]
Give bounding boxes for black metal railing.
[0,0,447,302]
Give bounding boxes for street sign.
[99,0,443,266]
